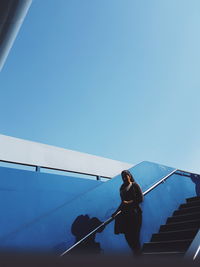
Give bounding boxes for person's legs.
[124,210,142,256]
[124,232,141,256]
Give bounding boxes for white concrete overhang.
[0,134,133,178]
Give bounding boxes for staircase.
[142,196,200,258]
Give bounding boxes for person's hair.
[121,170,135,182]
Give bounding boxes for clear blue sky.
[1,0,200,173]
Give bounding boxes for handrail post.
[36,166,41,172]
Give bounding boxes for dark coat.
[114,182,143,234]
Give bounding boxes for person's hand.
[123,200,133,204]
[111,212,117,218]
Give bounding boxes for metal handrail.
[193,245,200,260]
[60,210,121,256]
[176,169,200,176]
[143,169,177,195]
[60,169,180,256]
[0,160,111,180]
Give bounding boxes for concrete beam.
[0,134,133,178]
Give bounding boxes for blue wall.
[0,161,199,254]
[0,166,102,243]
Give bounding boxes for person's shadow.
[53,215,105,254]
[70,214,105,254]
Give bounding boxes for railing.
[175,169,200,178]
[60,169,183,257]
[0,160,111,181]
[60,213,120,256]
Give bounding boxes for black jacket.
[113,182,144,234]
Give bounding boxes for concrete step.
[179,201,200,209]
[186,196,200,203]
[166,212,200,224]
[143,239,192,253]
[151,228,198,242]
[159,219,200,232]
[173,206,200,216]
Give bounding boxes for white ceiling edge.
[0,134,133,178]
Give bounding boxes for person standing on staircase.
[112,170,144,256]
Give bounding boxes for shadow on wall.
[190,174,200,196]
[54,215,105,254]
[70,215,105,254]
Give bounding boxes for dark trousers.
[124,209,142,255]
